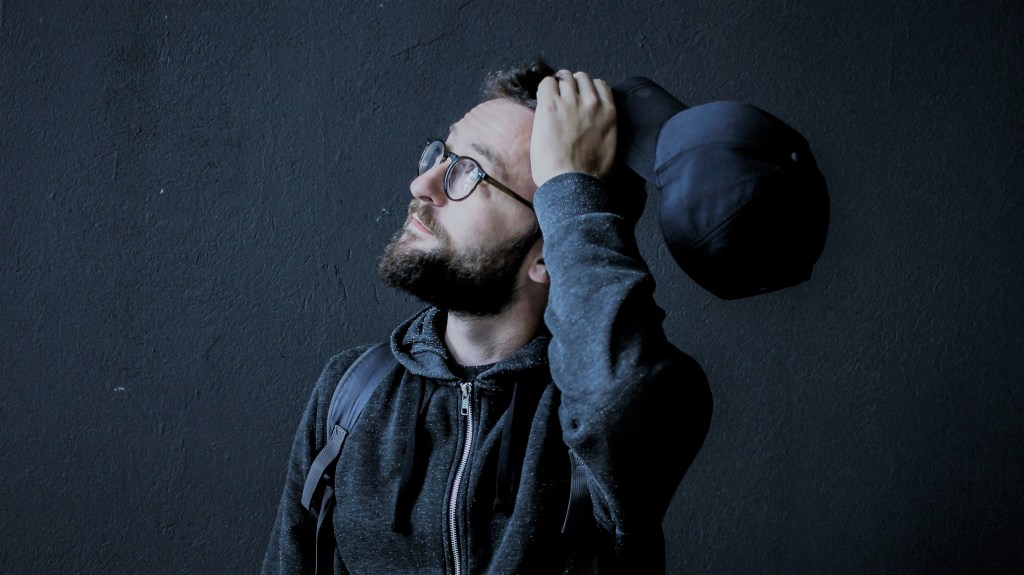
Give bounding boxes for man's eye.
[453,159,478,178]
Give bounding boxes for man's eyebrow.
[470,143,507,178]
[447,124,507,178]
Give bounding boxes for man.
[263,61,713,574]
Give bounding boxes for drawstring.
[392,379,427,534]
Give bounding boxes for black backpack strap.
[300,343,395,512]
[298,343,397,575]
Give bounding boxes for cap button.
[790,151,800,162]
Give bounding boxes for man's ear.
[528,257,549,284]
[525,240,549,285]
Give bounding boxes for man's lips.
[409,215,435,236]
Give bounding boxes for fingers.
[594,78,613,106]
[554,69,577,103]
[549,70,613,110]
[537,74,559,104]
[573,72,599,106]
[538,70,577,103]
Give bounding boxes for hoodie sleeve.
[261,348,369,575]
[534,172,713,536]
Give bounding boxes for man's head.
[378,61,555,317]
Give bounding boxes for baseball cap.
[612,77,830,300]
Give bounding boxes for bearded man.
[262,61,712,575]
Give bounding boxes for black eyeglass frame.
[419,139,534,210]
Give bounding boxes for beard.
[377,203,541,317]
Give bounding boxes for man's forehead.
[446,99,534,177]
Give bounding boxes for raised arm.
[531,70,713,536]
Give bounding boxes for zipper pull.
[460,382,472,416]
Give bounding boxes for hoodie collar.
[390,307,551,389]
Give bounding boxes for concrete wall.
[2,0,1021,572]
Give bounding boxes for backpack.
[299,343,594,574]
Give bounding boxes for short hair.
[482,59,557,110]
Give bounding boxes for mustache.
[407,202,446,240]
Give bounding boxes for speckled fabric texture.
[262,173,712,574]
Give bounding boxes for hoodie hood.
[390,307,552,390]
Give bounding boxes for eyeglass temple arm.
[485,176,534,210]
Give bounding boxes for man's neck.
[443,298,545,367]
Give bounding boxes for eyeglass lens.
[418,141,482,200]
[418,140,445,175]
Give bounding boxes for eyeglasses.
[417,139,533,210]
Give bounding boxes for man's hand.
[531,70,618,188]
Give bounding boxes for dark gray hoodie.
[262,173,712,574]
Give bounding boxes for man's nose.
[409,164,448,206]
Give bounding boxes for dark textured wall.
[2,1,1021,573]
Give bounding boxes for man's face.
[378,99,540,316]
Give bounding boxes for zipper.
[448,381,474,575]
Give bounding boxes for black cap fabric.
[612,77,830,300]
